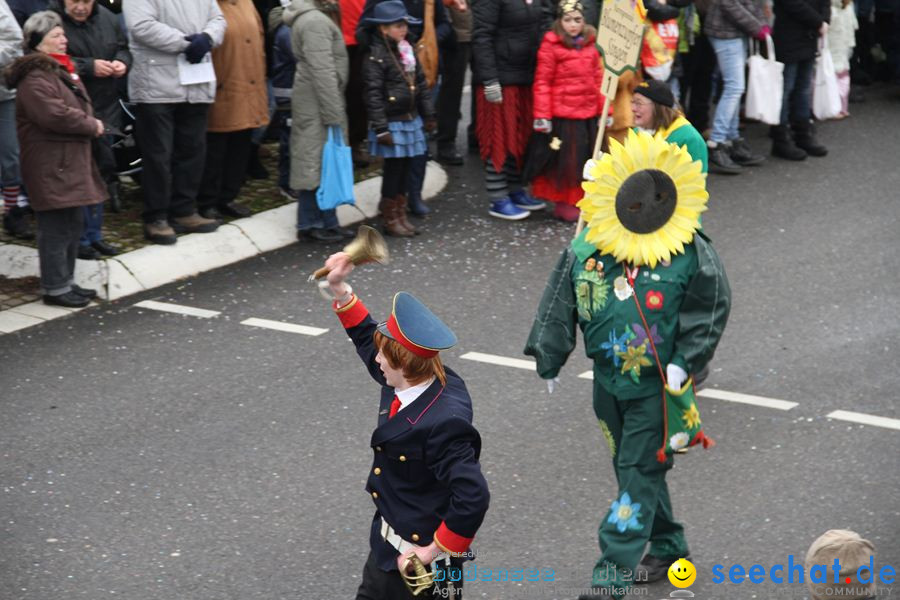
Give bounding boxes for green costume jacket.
[524,229,731,399]
[659,116,708,174]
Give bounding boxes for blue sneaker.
[510,190,546,211]
[489,197,530,220]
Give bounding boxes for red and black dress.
[471,0,544,195]
[522,30,606,206]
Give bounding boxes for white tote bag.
[813,35,842,120]
[745,36,784,125]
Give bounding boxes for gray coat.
[284,0,348,192]
[123,0,226,104]
[703,0,766,39]
[0,1,23,102]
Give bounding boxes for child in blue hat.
[360,0,437,238]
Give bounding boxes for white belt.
[380,517,450,563]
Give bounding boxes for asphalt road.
[2,84,899,600]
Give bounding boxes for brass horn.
[399,554,435,596]
[308,225,389,281]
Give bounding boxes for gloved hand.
[376,131,394,146]
[483,80,503,104]
[666,363,688,392]
[582,154,603,181]
[184,33,213,64]
[545,376,561,394]
[755,24,772,41]
[533,118,552,133]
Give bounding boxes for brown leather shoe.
[379,196,414,237]
[171,213,220,234]
[394,195,420,235]
[144,220,177,245]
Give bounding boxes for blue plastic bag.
[316,125,355,210]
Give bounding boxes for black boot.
[729,137,766,166]
[708,143,743,174]
[3,205,35,240]
[407,192,431,216]
[770,125,807,161]
[246,143,269,180]
[107,180,121,213]
[791,120,828,157]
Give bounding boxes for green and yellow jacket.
[524,229,731,399]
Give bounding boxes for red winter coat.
[532,30,604,120]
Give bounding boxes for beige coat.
[208,0,270,132]
[284,0,348,191]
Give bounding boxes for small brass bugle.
[308,225,390,281]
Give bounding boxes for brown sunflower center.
[614,169,678,234]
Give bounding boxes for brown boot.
[379,196,414,237]
[144,219,177,245]
[171,212,220,234]
[394,194,420,235]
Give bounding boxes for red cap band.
[386,314,439,358]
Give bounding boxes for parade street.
[2,86,900,600]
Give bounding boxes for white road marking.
[134,300,221,319]
[696,388,799,411]
[826,410,900,431]
[240,317,328,337]
[579,370,798,410]
[460,352,536,371]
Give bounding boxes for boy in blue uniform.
[323,251,490,600]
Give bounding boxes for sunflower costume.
[524,130,730,597]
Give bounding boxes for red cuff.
[433,522,474,555]
[334,295,369,328]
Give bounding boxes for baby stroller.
[110,98,142,212]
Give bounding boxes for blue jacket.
[335,295,490,571]
[8,0,48,27]
[270,22,295,103]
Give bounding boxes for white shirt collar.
[395,377,436,412]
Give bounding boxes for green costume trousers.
[590,372,689,591]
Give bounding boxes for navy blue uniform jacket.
[335,295,490,572]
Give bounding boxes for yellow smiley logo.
[667,558,697,588]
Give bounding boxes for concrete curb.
[0,161,448,302]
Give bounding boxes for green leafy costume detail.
[575,270,610,321]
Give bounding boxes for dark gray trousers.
[36,207,84,296]
[134,102,209,224]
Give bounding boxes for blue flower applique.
[600,329,630,367]
[629,323,663,356]
[607,492,643,533]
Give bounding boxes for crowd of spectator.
[1,0,899,306]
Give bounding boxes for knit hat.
[634,79,675,108]
[22,11,63,52]
[805,530,877,600]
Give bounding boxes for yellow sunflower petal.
[580,130,709,267]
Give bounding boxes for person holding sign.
[522,0,605,223]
